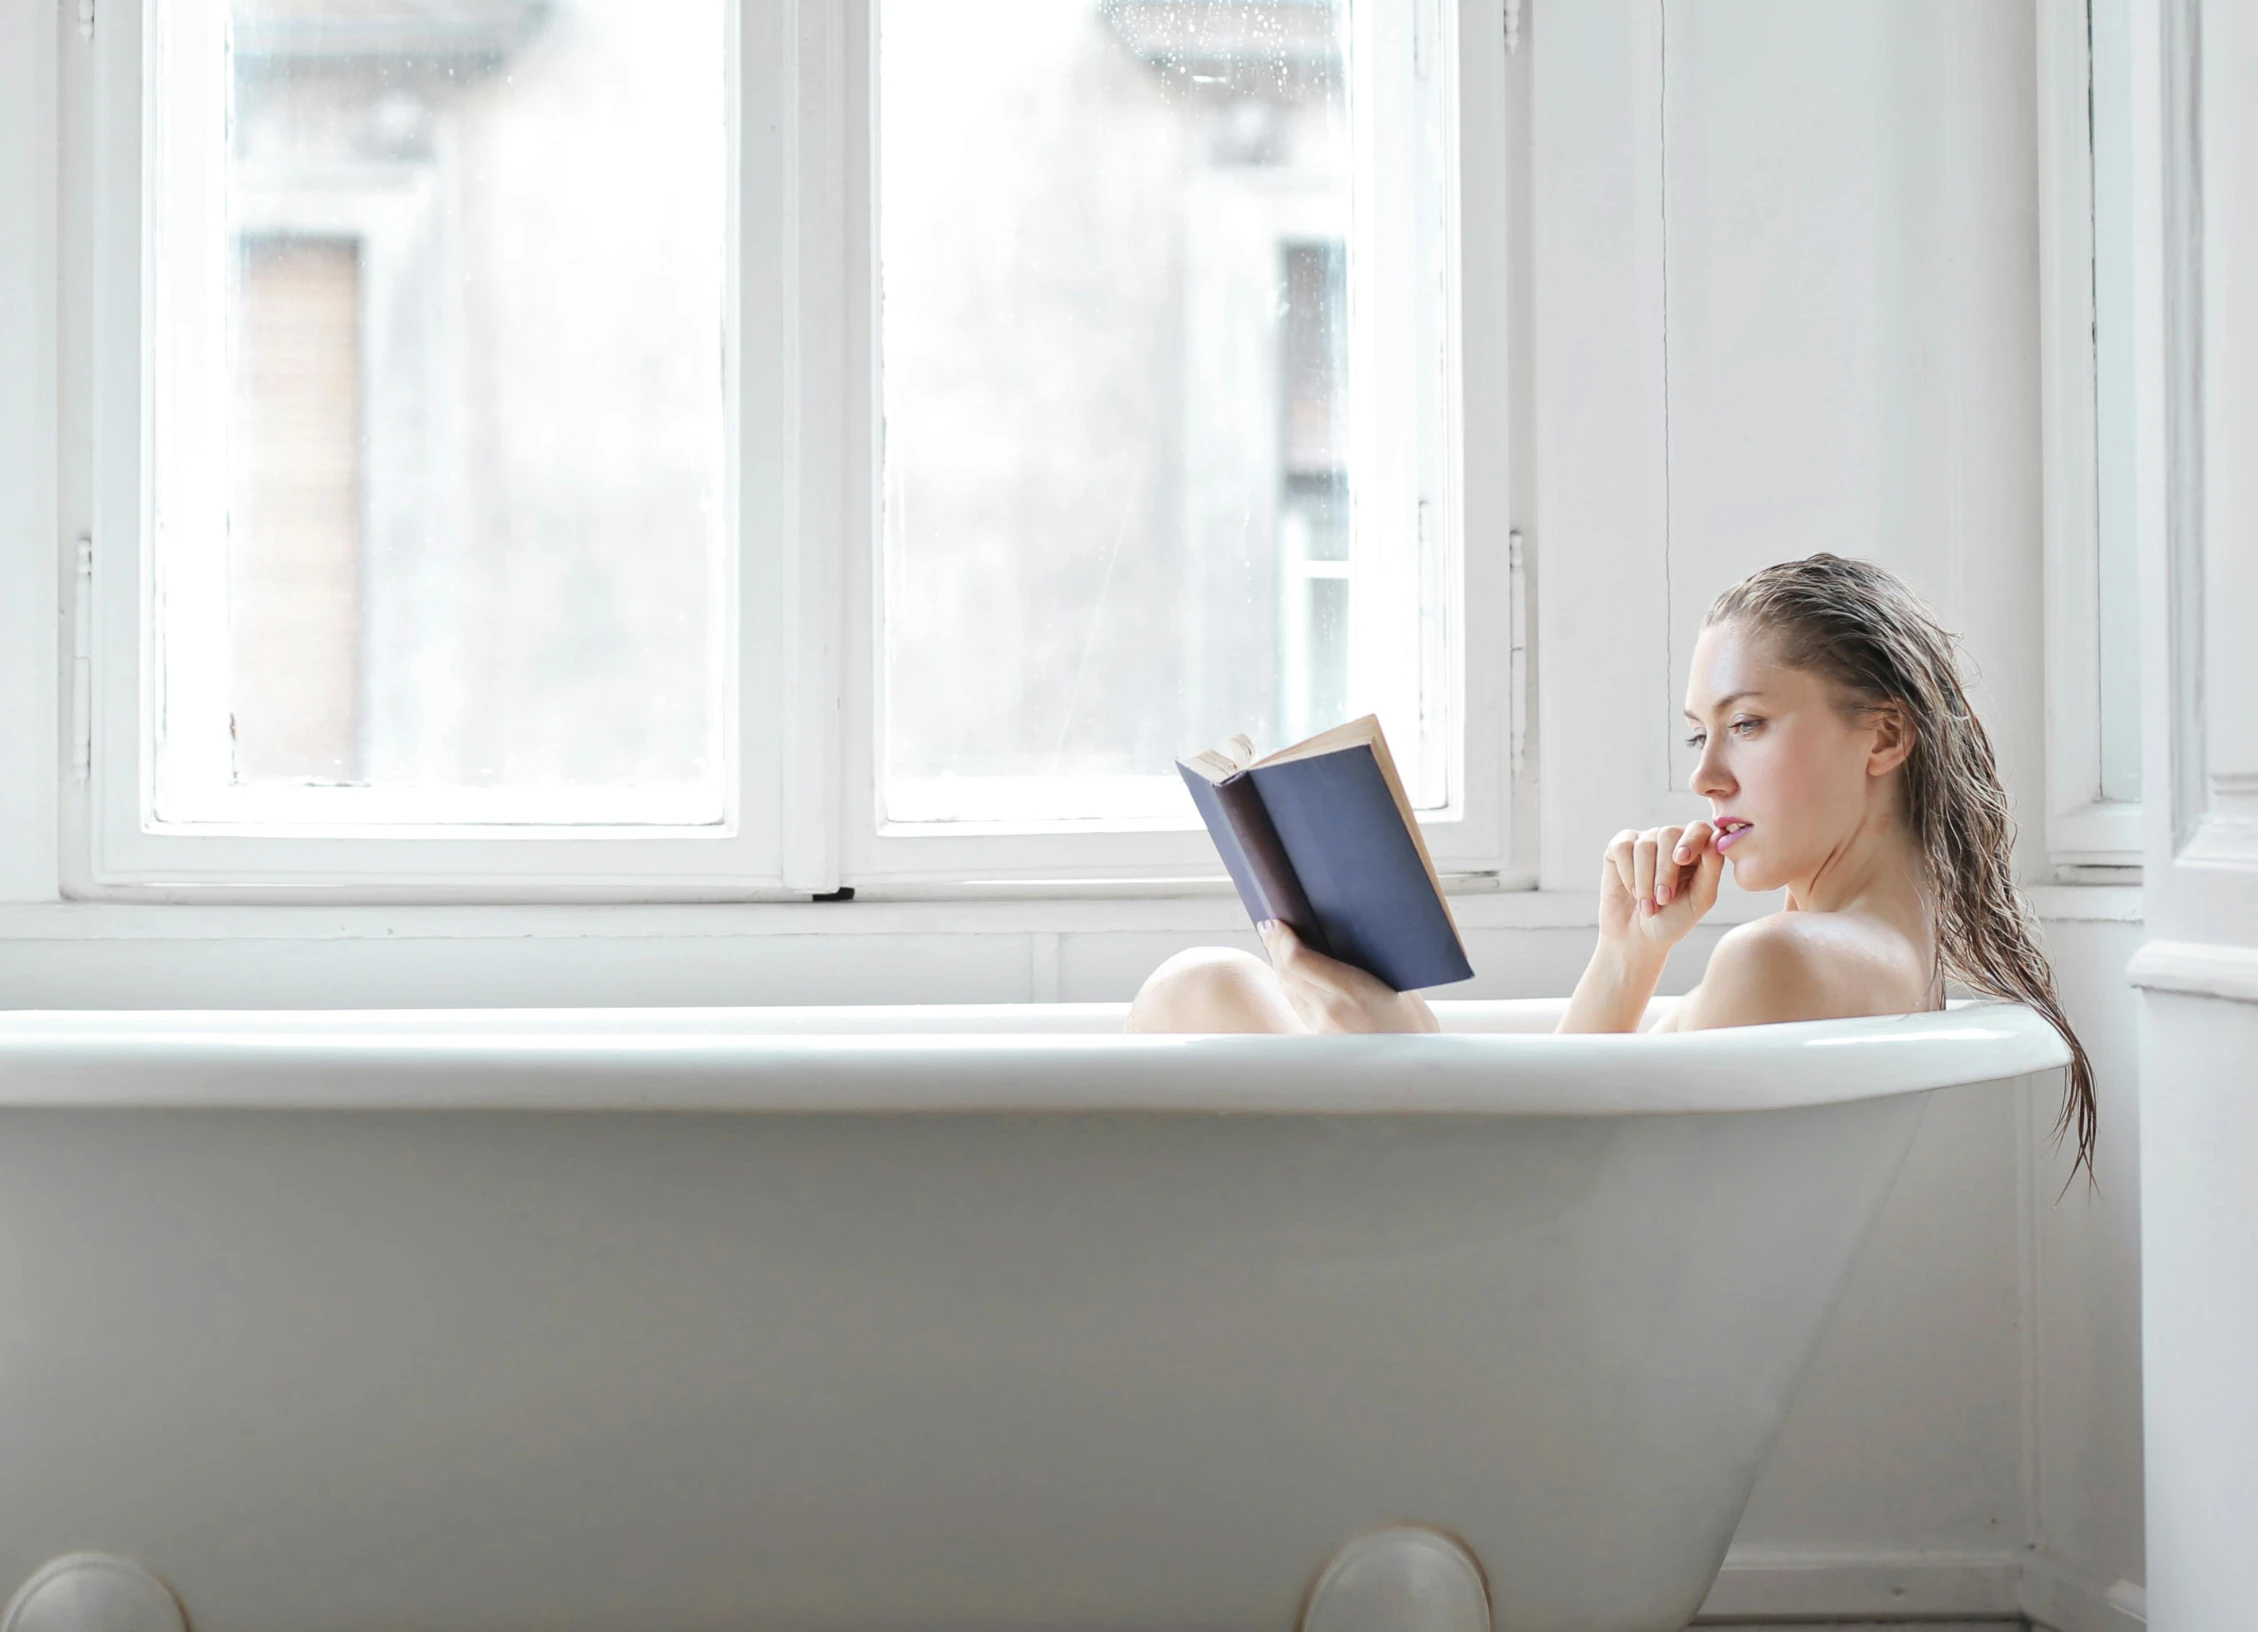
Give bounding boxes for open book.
[1176,715,1474,993]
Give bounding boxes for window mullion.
[778,0,849,895]
[1347,0,1433,802]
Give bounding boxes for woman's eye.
[1730,718,1762,737]
[1685,734,1706,750]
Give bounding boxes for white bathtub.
[0,1000,2065,1632]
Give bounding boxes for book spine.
[1216,776,1330,957]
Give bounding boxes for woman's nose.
[1691,748,1734,800]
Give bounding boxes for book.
[1176,715,1474,993]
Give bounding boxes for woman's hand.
[1560,821,1725,1035]
[1257,921,1441,1034]
[1598,821,1725,957]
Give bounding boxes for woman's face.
[1681,622,1901,894]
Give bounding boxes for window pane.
[154,0,728,825]
[880,0,1428,826]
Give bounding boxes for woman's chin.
[1724,852,1775,892]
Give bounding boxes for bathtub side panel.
[0,1096,1923,1632]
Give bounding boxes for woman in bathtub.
[1128,552,2097,1175]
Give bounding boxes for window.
[71,0,1510,896]
[2038,0,2142,868]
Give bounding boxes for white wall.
[2127,0,2258,1625]
[2028,914,2150,1632]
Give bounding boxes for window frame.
[0,0,61,907]
[2036,0,2143,869]
[55,0,1516,901]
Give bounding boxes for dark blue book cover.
[1177,722,1473,993]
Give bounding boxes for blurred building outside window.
[153,0,729,827]
[878,0,1451,826]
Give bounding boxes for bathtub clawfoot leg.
[3,1554,189,1632]
[1300,1525,1490,1632]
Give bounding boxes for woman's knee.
[1126,946,1299,1033]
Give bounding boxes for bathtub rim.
[0,999,2070,1116]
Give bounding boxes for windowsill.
[2024,883,2144,923]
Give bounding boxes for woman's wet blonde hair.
[1707,553,2097,1179]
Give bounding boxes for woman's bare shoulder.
[1668,911,1929,1031]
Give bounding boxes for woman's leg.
[1125,946,1301,1033]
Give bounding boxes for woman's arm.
[1560,939,1671,1033]
[1558,821,1722,1033]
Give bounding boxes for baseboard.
[1694,1549,2025,1622]
[2019,1550,2147,1632]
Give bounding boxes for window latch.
[1508,529,1527,779]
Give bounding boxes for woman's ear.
[1866,702,1915,776]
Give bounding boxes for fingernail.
[1674,845,1690,862]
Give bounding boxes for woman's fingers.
[1603,823,1730,930]
[1258,921,1434,1033]
[1603,829,1638,899]
[1260,920,1343,1003]
[1685,830,1725,916]
[1652,826,1687,906]
[1257,921,1318,1027]
[1597,821,1722,937]
[1657,824,1723,924]
[1631,832,1659,912]
[1665,821,1713,906]
[1267,924,1382,1000]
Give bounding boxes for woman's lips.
[1713,819,1753,852]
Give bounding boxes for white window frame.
[2036,0,2142,869]
[53,0,1514,901]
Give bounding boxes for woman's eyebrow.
[1684,690,1765,720]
